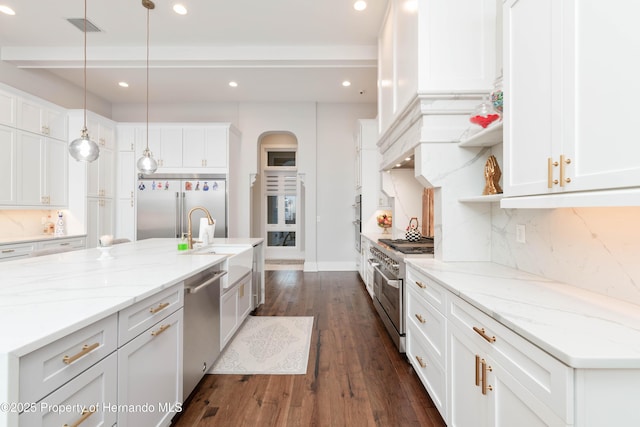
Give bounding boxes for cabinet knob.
[415,355,427,368]
[414,313,426,324]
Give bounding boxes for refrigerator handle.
[175,192,181,238]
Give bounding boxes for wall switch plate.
[516,224,526,243]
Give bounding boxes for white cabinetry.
[182,125,228,169]
[0,125,16,204]
[503,0,640,206]
[87,197,113,249]
[0,241,36,262]
[0,86,17,127]
[38,236,86,252]
[117,283,184,427]
[17,97,68,141]
[447,295,572,426]
[69,111,116,248]
[406,266,448,419]
[359,236,374,298]
[18,314,118,427]
[16,131,68,207]
[220,272,252,349]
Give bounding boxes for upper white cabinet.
[142,127,184,169]
[0,87,17,127]
[17,97,68,141]
[16,131,68,207]
[502,0,640,206]
[0,126,16,205]
[182,126,228,169]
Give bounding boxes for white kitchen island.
[0,237,262,427]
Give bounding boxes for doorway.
[255,132,303,263]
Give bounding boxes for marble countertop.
[405,259,640,369]
[0,238,260,357]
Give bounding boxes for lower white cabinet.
[38,237,86,252]
[87,197,114,249]
[117,309,184,427]
[0,241,36,262]
[220,273,252,348]
[18,353,118,427]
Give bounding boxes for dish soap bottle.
[178,234,189,251]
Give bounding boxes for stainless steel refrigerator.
[136,174,227,241]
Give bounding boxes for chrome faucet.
[187,206,214,249]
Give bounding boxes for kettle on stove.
[405,217,421,242]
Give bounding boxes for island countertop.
[0,238,260,357]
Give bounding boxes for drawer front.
[19,314,118,403]
[118,283,183,345]
[39,237,86,250]
[407,285,446,362]
[448,295,573,423]
[19,353,117,427]
[406,265,447,314]
[406,321,446,418]
[0,242,35,261]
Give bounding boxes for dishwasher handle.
[185,270,228,294]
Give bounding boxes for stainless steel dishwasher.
[182,265,227,400]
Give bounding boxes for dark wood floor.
[172,270,447,427]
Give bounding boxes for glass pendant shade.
[137,147,158,174]
[69,127,100,162]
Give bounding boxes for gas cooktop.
[378,237,434,254]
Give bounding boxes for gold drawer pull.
[473,326,496,343]
[547,157,559,188]
[1,249,15,253]
[475,354,481,386]
[63,408,95,427]
[481,359,493,395]
[149,302,170,314]
[414,313,426,324]
[415,355,427,368]
[151,324,171,337]
[415,281,426,289]
[559,155,571,187]
[63,342,100,365]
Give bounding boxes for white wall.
[316,103,377,270]
[0,61,112,118]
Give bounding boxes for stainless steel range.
[369,237,434,352]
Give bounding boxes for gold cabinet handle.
[559,155,571,187]
[2,249,15,253]
[414,313,426,324]
[473,326,496,343]
[547,157,559,188]
[63,408,95,427]
[415,281,426,289]
[63,342,100,365]
[415,355,427,368]
[481,359,493,395]
[149,302,169,314]
[475,355,481,386]
[151,324,171,337]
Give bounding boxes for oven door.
[373,264,403,335]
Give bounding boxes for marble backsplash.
[0,210,59,239]
[492,206,640,307]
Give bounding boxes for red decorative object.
[470,114,500,128]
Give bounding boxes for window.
[267,151,296,167]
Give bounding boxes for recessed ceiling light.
[342,81,351,87]
[229,81,238,88]
[405,157,411,161]
[118,82,129,88]
[173,4,187,15]
[395,163,402,168]
[0,5,16,15]
[353,1,367,11]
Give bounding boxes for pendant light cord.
[146,6,150,151]
[83,0,87,130]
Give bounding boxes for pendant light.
[136,0,158,174]
[68,0,100,162]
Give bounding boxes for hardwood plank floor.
[171,270,447,427]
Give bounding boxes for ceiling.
[0,0,388,104]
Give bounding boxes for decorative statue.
[483,155,503,195]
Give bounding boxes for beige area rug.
[211,315,314,375]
